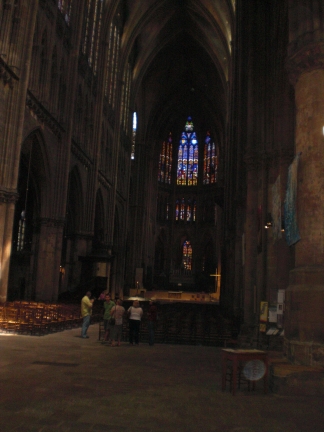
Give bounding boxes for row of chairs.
[0,301,84,335]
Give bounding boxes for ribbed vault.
[120,0,234,145]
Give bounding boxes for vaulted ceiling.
[120,0,235,145]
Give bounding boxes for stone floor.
[1,324,324,432]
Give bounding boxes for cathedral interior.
[1,0,324,367]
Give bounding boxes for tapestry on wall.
[271,175,282,243]
[284,153,301,246]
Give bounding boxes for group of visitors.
[80,291,158,345]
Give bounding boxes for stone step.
[269,356,324,395]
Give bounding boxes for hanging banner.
[271,175,282,243]
[284,154,301,246]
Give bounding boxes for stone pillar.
[285,1,324,365]
[34,218,64,302]
[0,191,18,302]
[242,154,259,331]
[0,0,39,302]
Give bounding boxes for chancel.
[1,0,324,369]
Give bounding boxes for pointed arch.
[8,129,51,300]
[20,129,52,216]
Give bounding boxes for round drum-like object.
[242,360,266,381]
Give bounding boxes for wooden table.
[221,349,269,395]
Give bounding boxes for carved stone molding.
[0,56,19,89]
[0,189,19,204]
[35,217,65,229]
[71,140,92,170]
[26,91,65,139]
[98,171,112,191]
[286,41,324,86]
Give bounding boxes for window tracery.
[131,112,137,160]
[177,117,198,186]
[203,131,217,184]
[82,0,103,73]
[58,0,73,24]
[175,198,196,222]
[158,133,172,184]
[182,240,192,270]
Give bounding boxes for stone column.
[34,218,64,302]
[0,191,18,302]
[285,0,324,365]
[242,153,259,331]
[0,0,39,301]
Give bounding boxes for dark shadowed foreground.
[0,325,323,432]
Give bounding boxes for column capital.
[35,217,65,228]
[286,41,324,86]
[0,189,19,204]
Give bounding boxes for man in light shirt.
[81,291,94,338]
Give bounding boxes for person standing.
[81,291,94,338]
[103,294,115,343]
[110,299,125,346]
[127,300,143,345]
[147,299,158,346]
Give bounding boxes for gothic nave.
[1,0,324,367]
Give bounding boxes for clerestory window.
[177,117,198,185]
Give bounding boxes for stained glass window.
[186,201,192,222]
[180,198,185,220]
[175,200,179,221]
[158,133,172,184]
[177,117,198,185]
[193,201,197,222]
[182,240,192,270]
[82,0,103,73]
[93,0,103,73]
[58,0,73,24]
[121,65,131,130]
[203,131,217,184]
[17,212,26,251]
[112,31,120,108]
[174,198,196,222]
[82,0,91,55]
[131,112,137,160]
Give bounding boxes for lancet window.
[177,117,198,186]
[17,211,26,252]
[182,241,192,270]
[158,133,173,184]
[58,0,73,24]
[203,131,217,184]
[112,32,120,108]
[175,198,196,222]
[121,64,131,131]
[82,0,103,72]
[131,112,137,160]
